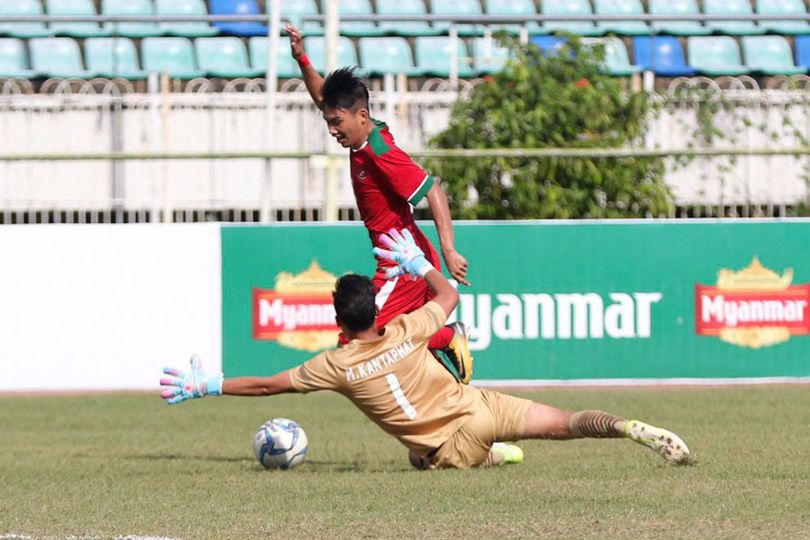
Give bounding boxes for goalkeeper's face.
[322,105,370,149]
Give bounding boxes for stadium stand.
[377,0,441,36]
[282,0,323,36]
[594,0,648,36]
[156,0,219,37]
[530,35,567,55]
[0,37,40,78]
[359,37,425,77]
[102,0,165,37]
[329,0,386,37]
[583,36,641,76]
[541,0,603,37]
[703,0,765,36]
[484,0,543,36]
[303,35,359,74]
[743,35,805,75]
[757,0,810,35]
[248,36,296,77]
[196,36,264,77]
[47,0,110,38]
[471,36,512,74]
[633,36,697,77]
[798,36,810,71]
[0,0,51,38]
[141,36,206,78]
[209,0,267,36]
[84,37,148,78]
[29,36,97,77]
[415,36,475,77]
[431,0,485,37]
[648,0,711,36]
[687,36,750,76]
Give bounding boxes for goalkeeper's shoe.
[486,443,524,467]
[437,322,474,384]
[625,420,691,465]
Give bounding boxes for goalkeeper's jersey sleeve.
[288,301,481,454]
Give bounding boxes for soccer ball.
[253,418,308,470]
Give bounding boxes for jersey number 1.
[385,374,417,420]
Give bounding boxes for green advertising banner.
[222,220,810,381]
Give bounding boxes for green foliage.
[427,37,673,219]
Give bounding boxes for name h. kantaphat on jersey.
[288,302,481,454]
[350,119,441,281]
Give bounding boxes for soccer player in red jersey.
[285,24,473,383]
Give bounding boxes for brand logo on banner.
[695,257,810,348]
[253,261,340,352]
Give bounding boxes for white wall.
[0,224,222,391]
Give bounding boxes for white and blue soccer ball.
[253,418,308,470]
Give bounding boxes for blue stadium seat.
[431,0,486,37]
[248,37,299,78]
[757,0,810,35]
[798,36,810,71]
[530,35,567,56]
[0,38,41,78]
[633,36,696,77]
[703,0,765,36]
[594,0,648,36]
[687,36,750,76]
[485,0,544,36]
[541,0,604,37]
[209,0,268,37]
[649,0,711,36]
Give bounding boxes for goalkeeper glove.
[373,227,434,279]
[160,354,223,405]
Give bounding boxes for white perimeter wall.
[0,224,222,391]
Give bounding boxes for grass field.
[2,386,809,539]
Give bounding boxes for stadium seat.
[209,0,267,37]
[648,0,711,36]
[757,0,810,35]
[485,0,544,36]
[102,0,165,38]
[541,0,604,37]
[414,36,475,77]
[0,38,41,78]
[797,36,810,71]
[282,0,323,36]
[377,0,442,36]
[632,36,696,76]
[594,0,649,36]
[471,36,512,74]
[29,37,98,78]
[47,0,111,38]
[359,37,425,77]
[302,36,359,74]
[0,0,51,38]
[742,36,806,75]
[325,0,385,37]
[248,36,298,78]
[431,0,486,37]
[703,0,765,36]
[687,36,750,76]
[141,37,206,79]
[582,37,641,76]
[84,37,147,79]
[196,37,264,78]
[156,0,219,37]
[530,35,567,55]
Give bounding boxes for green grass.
[2,386,809,539]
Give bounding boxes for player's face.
[322,106,368,149]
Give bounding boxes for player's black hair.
[333,273,377,333]
[320,67,370,111]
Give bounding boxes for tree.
[426,37,673,219]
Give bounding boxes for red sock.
[428,326,454,350]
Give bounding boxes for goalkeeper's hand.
[373,228,434,279]
[160,354,223,405]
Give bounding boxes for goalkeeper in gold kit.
[161,229,691,469]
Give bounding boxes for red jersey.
[350,119,440,281]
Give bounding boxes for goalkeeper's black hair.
[333,273,376,333]
[320,67,369,111]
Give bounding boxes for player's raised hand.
[284,24,305,60]
[160,354,223,405]
[374,228,434,279]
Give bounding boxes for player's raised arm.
[159,355,297,405]
[425,182,470,286]
[285,24,324,107]
[374,228,459,318]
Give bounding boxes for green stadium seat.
[84,37,147,79]
[485,0,544,36]
[649,0,711,36]
[703,0,765,36]
[757,0,810,35]
[323,0,385,37]
[0,38,41,78]
[47,0,111,38]
[359,37,424,76]
[196,37,264,78]
[156,0,219,37]
[29,37,98,78]
[431,0,486,37]
[414,36,475,77]
[742,36,806,75]
[583,37,641,76]
[282,0,323,36]
[594,0,649,36]
[302,36,358,74]
[687,36,750,76]
[102,0,165,38]
[471,36,512,74]
[377,0,442,36]
[248,36,299,78]
[0,0,52,38]
[541,0,604,37]
[141,37,206,79]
